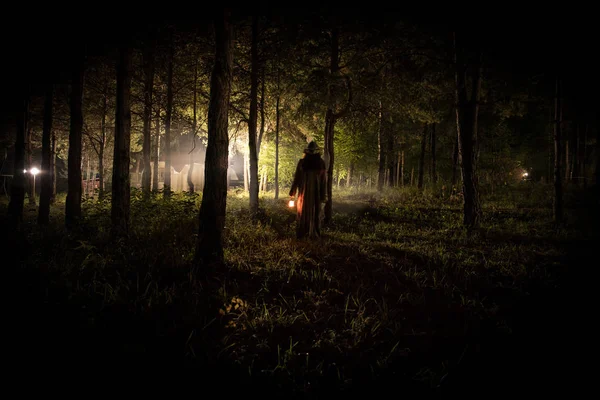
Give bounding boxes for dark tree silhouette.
[7,90,29,229]
[142,39,155,198]
[164,38,174,197]
[553,77,563,224]
[195,9,233,265]
[248,15,260,215]
[418,124,427,190]
[111,47,132,237]
[38,84,53,225]
[66,57,85,228]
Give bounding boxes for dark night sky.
[1,6,598,127]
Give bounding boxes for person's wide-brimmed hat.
[304,141,320,154]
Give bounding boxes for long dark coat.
[289,153,326,238]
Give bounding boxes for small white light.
[288,200,295,208]
[30,167,40,176]
[522,172,528,177]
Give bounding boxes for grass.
[2,183,597,396]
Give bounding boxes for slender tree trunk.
[418,124,427,190]
[400,151,404,187]
[243,153,249,192]
[396,152,401,187]
[195,9,232,265]
[26,125,35,205]
[347,162,354,187]
[248,14,260,215]
[152,108,160,192]
[410,167,414,186]
[553,77,563,224]
[377,101,385,191]
[66,57,85,227]
[257,66,266,155]
[431,122,437,184]
[86,152,91,198]
[142,40,155,197]
[111,46,132,237]
[452,134,459,186]
[274,91,280,199]
[164,39,174,197]
[8,90,29,229]
[387,126,394,187]
[51,131,56,203]
[188,58,198,193]
[565,137,570,182]
[98,78,107,199]
[454,34,482,229]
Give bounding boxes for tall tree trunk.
[564,136,570,182]
[51,131,56,204]
[410,167,414,186]
[418,124,427,190]
[257,66,266,155]
[431,122,437,184]
[66,57,85,227]
[111,46,132,237]
[163,39,174,197]
[152,108,160,192]
[8,90,29,229]
[248,14,260,215]
[452,133,459,185]
[195,9,232,265]
[188,58,198,194]
[553,77,563,224]
[86,152,91,198]
[347,162,354,187]
[377,100,385,191]
[396,152,401,187]
[98,77,107,199]
[274,90,280,199]
[400,151,405,187]
[387,125,394,187]
[142,40,155,197]
[26,125,35,205]
[454,33,482,229]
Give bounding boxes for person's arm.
[289,160,303,197]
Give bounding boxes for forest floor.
[2,184,597,397]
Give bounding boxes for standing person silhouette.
[289,141,327,238]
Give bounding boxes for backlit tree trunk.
[98,76,107,199]
[257,66,266,155]
[387,124,394,187]
[553,77,563,224]
[377,100,385,191]
[418,124,427,190]
[451,134,459,186]
[195,9,232,265]
[274,89,280,199]
[188,58,198,193]
[152,108,160,192]
[142,39,155,197]
[164,39,174,197]
[66,57,85,227]
[111,46,132,237]
[8,90,29,229]
[248,14,260,215]
[454,34,482,229]
[26,126,34,205]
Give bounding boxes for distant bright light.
[23,169,27,173]
[30,167,40,176]
[522,172,529,177]
[288,200,295,208]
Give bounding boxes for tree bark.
[257,66,266,155]
[387,123,394,187]
[98,76,107,199]
[400,151,405,187]
[51,131,56,204]
[111,46,132,237]
[564,136,570,182]
[152,107,160,192]
[454,33,482,229]
[274,90,280,199]
[142,39,155,197]
[410,167,414,186]
[8,90,29,229]
[418,124,427,190]
[188,57,198,193]
[377,100,385,191]
[66,57,85,227]
[26,125,35,205]
[553,77,563,224]
[248,14,260,215]
[431,122,437,184]
[164,38,174,197]
[451,133,459,186]
[195,9,232,265]
[396,152,401,187]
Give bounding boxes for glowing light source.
[23,169,27,173]
[30,167,40,176]
[288,200,295,208]
[522,172,528,177]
